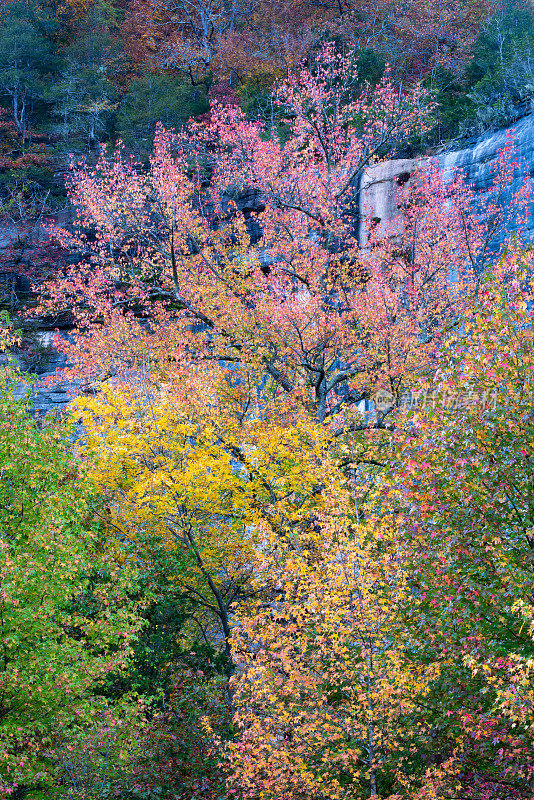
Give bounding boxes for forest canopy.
[1,0,534,798]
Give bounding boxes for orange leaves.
[227,485,438,799]
[54,0,95,25]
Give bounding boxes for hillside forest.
[3,0,534,798]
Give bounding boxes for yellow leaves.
[74,376,341,658]
[227,482,439,798]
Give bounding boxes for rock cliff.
[359,114,534,247]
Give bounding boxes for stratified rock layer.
[359,114,534,247]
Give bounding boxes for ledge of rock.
[359,114,534,247]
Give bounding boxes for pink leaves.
[41,42,531,434]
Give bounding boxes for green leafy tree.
[466,0,534,132]
[116,73,208,156]
[0,357,142,798]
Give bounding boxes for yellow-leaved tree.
[73,367,333,672]
[73,361,439,799]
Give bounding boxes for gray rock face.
[14,378,76,416]
[358,158,417,246]
[0,217,77,416]
[12,332,77,416]
[359,114,534,247]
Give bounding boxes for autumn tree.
[375,0,498,84]
[35,40,534,800]
[121,0,254,82]
[386,247,534,798]
[121,0,497,87]
[41,43,521,438]
[224,461,439,800]
[73,376,333,669]
[218,250,534,800]
[68,371,340,798]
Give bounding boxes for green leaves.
[0,365,142,798]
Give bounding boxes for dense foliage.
[2,0,534,797]
[0,350,143,798]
